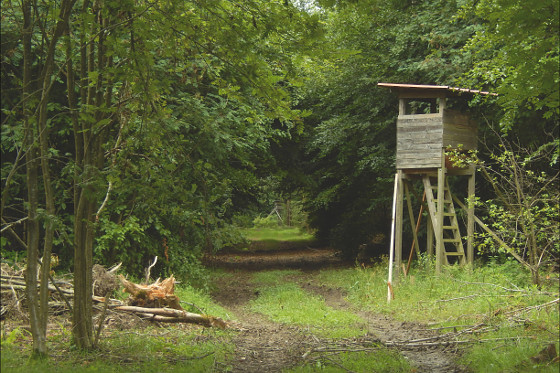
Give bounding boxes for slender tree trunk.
[22,0,46,357]
[72,2,109,349]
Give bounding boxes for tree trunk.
[22,0,46,357]
[72,2,110,349]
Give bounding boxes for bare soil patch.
[204,247,348,270]
[211,271,315,372]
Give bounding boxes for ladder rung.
[443,239,461,243]
[445,252,465,256]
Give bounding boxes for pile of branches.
[1,262,77,319]
[0,261,226,329]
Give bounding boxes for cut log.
[114,305,227,328]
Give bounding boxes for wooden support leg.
[404,181,421,257]
[427,214,434,258]
[467,165,475,265]
[394,170,404,281]
[436,167,445,274]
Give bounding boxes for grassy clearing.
[2,260,557,372]
[315,258,560,373]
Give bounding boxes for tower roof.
[378,83,497,98]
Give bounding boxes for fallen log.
[114,305,227,328]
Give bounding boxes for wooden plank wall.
[442,110,477,150]
[397,109,477,170]
[397,114,443,169]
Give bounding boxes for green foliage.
[1,328,24,347]
[466,139,558,283]
[242,227,315,242]
[252,215,281,228]
[458,0,559,130]
[1,0,324,282]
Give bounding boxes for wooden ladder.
[422,176,467,265]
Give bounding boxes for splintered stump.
[117,274,227,328]
[119,274,183,310]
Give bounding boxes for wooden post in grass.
[387,173,399,303]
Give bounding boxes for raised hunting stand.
[379,83,496,279]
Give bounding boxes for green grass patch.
[241,227,315,243]
[251,269,302,285]
[287,349,412,373]
[249,281,366,338]
[175,283,232,320]
[1,328,234,373]
[314,261,560,373]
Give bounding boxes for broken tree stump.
[116,274,227,328]
[118,274,183,310]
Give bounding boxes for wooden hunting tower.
[379,83,495,275]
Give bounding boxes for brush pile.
[0,261,226,328]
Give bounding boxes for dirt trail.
[211,272,315,372]
[296,277,467,373]
[209,250,469,373]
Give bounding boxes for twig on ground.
[94,291,112,347]
[504,298,559,316]
[450,278,558,296]
[319,356,356,373]
[181,301,205,314]
[385,336,530,348]
[411,325,475,331]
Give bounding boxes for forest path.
[208,252,469,373]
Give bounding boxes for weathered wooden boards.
[396,109,477,170]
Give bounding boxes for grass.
[248,270,367,339]
[286,350,412,373]
[2,258,558,372]
[314,258,560,373]
[1,330,234,373]
[175,283,232,319]
[1,283,236,373]
[241,227,315,243]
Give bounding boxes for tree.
[448,134,560,285]
[458,0,559,134]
